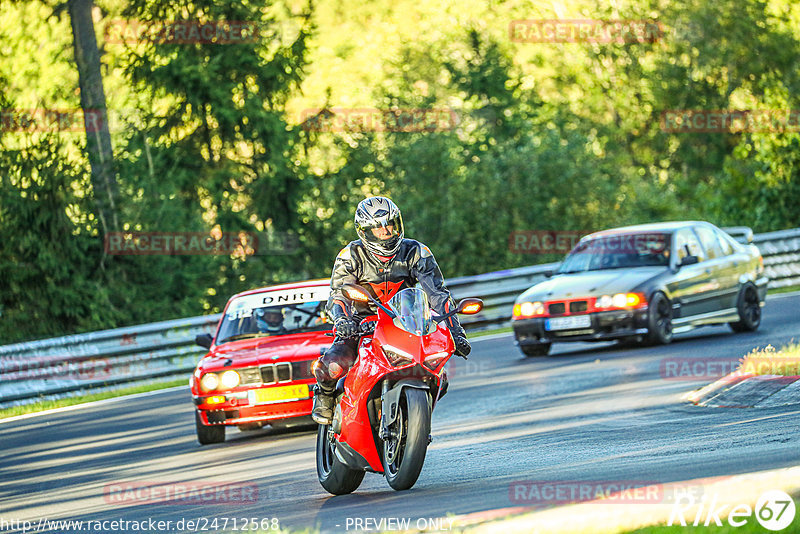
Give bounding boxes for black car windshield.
[216,292,331,344]
[558,232,672,273]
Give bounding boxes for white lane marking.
[471,332,513,342]
[0,386,188,424]
[767,290,800,300]
[715,409,800,427]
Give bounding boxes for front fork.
[380,380,393,441]
[379,378,432,441]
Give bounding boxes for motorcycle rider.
[311,196,471,425]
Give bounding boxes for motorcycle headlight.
[200,373,220,392]
[382,345,414,367]
[220,370,241,389]
[423,351,449,371]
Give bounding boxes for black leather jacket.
[326,238,465,334]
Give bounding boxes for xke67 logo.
[669,490,796,531]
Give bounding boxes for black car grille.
[548,302,566,315]
[569,300,588,313]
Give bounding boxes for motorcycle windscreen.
[387,288,437,335]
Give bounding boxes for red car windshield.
[216,298,330,344]
[558,232,672,273]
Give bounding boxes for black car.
[511,221,767,357]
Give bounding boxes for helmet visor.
[356,214,404,248]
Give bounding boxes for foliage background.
[1,0,799,342]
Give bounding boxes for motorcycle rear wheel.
[383,387,431,491]
[316,424,365,495]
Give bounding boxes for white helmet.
[354,196,404,257]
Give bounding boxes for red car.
[191,279,332,444]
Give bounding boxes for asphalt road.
[2,293,800,534]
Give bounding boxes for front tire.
[647,292,673,345]
[730,284,761,332]
[316,424,365,495]
[383,388,430,491]
[195,410,225,445]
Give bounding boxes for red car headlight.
[200,373,219,392]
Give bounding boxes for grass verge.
[0,378,187,420]
[737,342,800,376]
[767,284,800,295]
[469,325,513,338]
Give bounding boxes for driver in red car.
[311,196,471,424]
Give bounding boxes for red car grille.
[548,302,566,315]
[291,360,315,380]
[239,367,262,385]
[260,362,292,383]
[236,360,316,385]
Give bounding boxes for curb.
[684,372,800,408]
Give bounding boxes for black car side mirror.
[195,333,213,349]
[679,255,699,267]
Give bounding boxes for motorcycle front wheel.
[383,387,431,491]
[316,424,365,495]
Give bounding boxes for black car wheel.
[730,284,761,333]
[520,343,551,357]
[647,292,673,345]
[195,410,225,445]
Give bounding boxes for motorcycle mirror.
[457,298,483,315]
[342,283,396,318]
[434,297,484,323]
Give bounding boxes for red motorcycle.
[316,284,482,493]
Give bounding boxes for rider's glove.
[453,333,471,358]
[334,317,359,339]
[448,323,471,359]
[360,320,377,335]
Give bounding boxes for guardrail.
[2,227,799,407]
